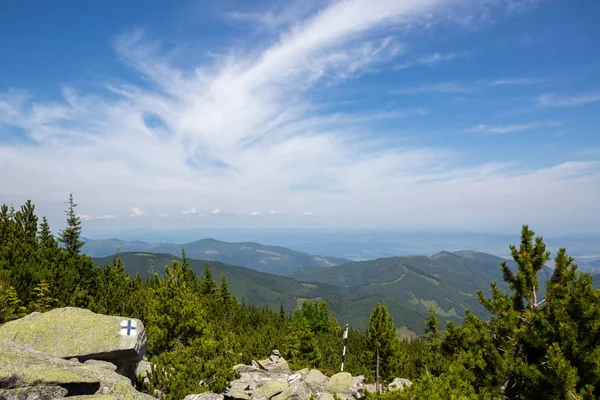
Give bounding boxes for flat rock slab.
[0,307,146,366]
[0,343,153,400]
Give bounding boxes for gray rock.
[225,391,252,400]
[184,393,225,400]
[255,350,292,374]
[234,364,268,374]
[273,381,311,400]
[325,372,353,395]
[84,359,118,371]
[364,384,377,393]
[305,369,328,392]
[318,394,335,400]
[251,381,287,400]
[229,371,289,393]
[287,373,302,385]
[0,342,153,400]
[0,307,147,380]
[135,359,153,384]
[387,378,412,392]
[0,386,68,400]
[294,368,309,380]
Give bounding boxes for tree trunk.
[376,346,380,393]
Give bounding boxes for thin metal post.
[341,323,349,372]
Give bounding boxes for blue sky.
[1,0,599,234]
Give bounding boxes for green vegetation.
[91,252,426,333]
[2,197,600,399]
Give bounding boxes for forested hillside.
[2,197,600,399]
[92,252,427,333]
[83,237,349,275]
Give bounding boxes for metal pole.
[341,323,349,372]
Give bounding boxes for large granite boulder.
[325,372,353,395]
[304,369,328,392]
[0,343,153,399]
[0,307,146,379]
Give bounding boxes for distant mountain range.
[82,238,350,276]
[92,249,553,337]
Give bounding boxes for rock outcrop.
[0,343,153,400]
[217,351,411,400]
[0,307,147,381]
[0,308,152,400]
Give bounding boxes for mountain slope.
[293,250,553,324]
[92,252,425,334]
[83,238,350,275]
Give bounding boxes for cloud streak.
[537,93,600,108]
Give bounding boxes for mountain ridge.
[83,237,350,276]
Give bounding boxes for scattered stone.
[0,307,147,374]
[273,381,311,400]
[364,384,377,393]
[325,372,353,395]
[225,390,252,400]
[251,381,287,400]
[317,393,335,400]
[387,378,412,392]
[294,369,309,380]
[287,373,302,385]
[304,369,328,392]
[184,393,225,400]
[235,364,269,374]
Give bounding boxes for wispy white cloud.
[249,211,260,216]
[302,211,314,216]
[97,214,117,220]
[130,208,145,218]
[393,52,466,71]
[395,77,545,94]
[394,82,473,94]
[211,209,221,215]
[182,207,198,215]
[76,213,93,221]
[537,93,600,108]
[157,213,169,218]
[489,77,545,86]
[469,123,539,134]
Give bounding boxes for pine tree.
[219,273,232,303]
[0,274,26,323]
[38,217,57,248]
[367,301,401,388]
[30,280,57,313]
[424,306,440,342]
[199,262,217,295]
[58,194,85,257]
